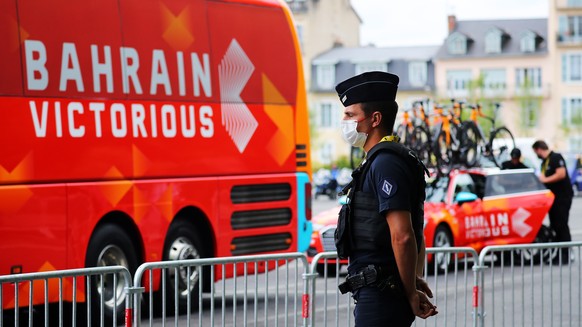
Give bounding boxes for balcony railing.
[556,0,582,9]
[436,83,551,100]
[557,33,582,45]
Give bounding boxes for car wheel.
[429,225,454,274]
[513,225,557,265]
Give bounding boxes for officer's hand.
[416,276,433,298]
[410,290,438,319]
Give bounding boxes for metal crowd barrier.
[475,241,582,327]
[131,252,309,327]
[306,248,479,327]
[0,265,131,327]
[1,244,582,326]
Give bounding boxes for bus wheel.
[163,220,208,312]
[85,224,138,324]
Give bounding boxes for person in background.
[501,148,528,170]
[532,140,574,264]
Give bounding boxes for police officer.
[501,148,528,169]
[335,71,437,326]
[532,140,573,264]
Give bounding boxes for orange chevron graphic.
[157,184,174,222]
[133,186,149,224]
[7,261,84,308]
[132,145,152,177]
[99,167,133,207]
[263,74,294,166]
[160,3,194,50]
[0,185,33,214]
[0,151,34,182]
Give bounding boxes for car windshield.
[485,171,546,196]
[426,176,449,203]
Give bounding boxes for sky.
[350,0,548,47]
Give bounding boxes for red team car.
[308,168,555,274]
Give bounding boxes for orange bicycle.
[460,103,515,167]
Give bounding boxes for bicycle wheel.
[411,126,436,169]
[434,130,453,173]
[396,124,413,147]
[489,126,515,167]
[459,122,480,167]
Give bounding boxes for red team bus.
[0,0,312,321]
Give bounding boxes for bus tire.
[162,220,208,313]
[85,224,138,325]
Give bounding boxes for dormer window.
[485,29,503,54]
[520,31,536,53]
[448,33,467,55]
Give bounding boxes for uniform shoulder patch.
[381,179,397,198]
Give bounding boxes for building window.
[516,67,542,91]
[447,34,467,55]
[569,137,582,152]
[559,15,582,42]
[521,100,539,128]
[408,61,428,87]
[485,30,502,54]
[354,62,387,75]
[319,102,338,128]
[481,69,506,95]
[316,64,336,90]
[319,142,334,165]
[568,0,582,8]
[562,97,582,127]
[295,24,304,51]
[562,53,582,82]
[520,32,536,53]
[446,70,471,96]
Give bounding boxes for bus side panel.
[16,0,123,98]
[206,1,298,105]
[0,184,67,308]
[117,0,213,102]
[66,178,220,272]
[216,174,299,256]
[0,0,22,95]
[296,172,312,252]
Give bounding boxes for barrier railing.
[1,243,581,326]
[475,242,582,327]
[132,252,309,327]
[0,265,131,327]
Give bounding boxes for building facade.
[310,45,439,166]
[549,0,582,151]
[434,16,551,142]
[285,0,361,83]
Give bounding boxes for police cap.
[335,71,399,107]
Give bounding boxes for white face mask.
[341,120,368,148]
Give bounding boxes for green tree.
[515,76,542,137]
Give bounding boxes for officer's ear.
[372,111,382,128]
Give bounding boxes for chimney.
[448,15,456,33]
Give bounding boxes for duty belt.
[338,264,399,294]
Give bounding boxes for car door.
[482,170,554,246]
[446,172,485,248]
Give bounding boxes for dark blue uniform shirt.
[347,151,415,275]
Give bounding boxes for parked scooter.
[314,169,339,199]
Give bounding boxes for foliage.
[515,76,542,136]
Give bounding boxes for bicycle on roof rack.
[460,103,515,168]
[429,99,479,174]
